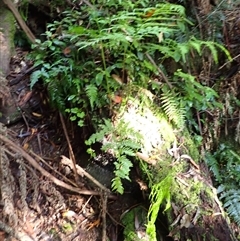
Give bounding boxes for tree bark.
[2,0,35,43]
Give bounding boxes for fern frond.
[161,90,185,128]
[111,176,124,194]
[114,155,133,180]
[205,152,222,182]
[85,119,113,146]
[112,155,133,194]
[86,84,98,109]
[219,187,240,225]
[147,174,173,241]
[30,70,42,89]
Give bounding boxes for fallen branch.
[0,134,113,197]
[59,112,79,185]
[61,155,112,194]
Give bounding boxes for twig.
[101,191,108,241]
[29,150,78,188]
[59,112,79,185]
[180,154,200,170]
[196,111,202,136]
[61,155,112,194]
[145,52,173,89]
[0,134,111,196]
[218,54,240,70]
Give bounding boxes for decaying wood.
[2,0,35,43]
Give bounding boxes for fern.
[30,69,42,89]
[147,174,173,241]
[85,119,113,146]
[86,84,98,109]
[205,152,222,182]
[86,119,142,193]
[218,186,240,225]
[206,146,240,225]
[111,176,124,194]
[161,89,185,128]
[112,155,133,194]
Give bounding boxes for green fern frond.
[30,70,42,89]
[218,187,240,225]
[205,152,222,182]
[114,155,133,180]
[85,119,113,146]
[86,84,98,109]
[112,155,133,194]
[147,174,173,241]
[112,176,124,194]
[86,119,141,194]
[120,140,141,151]
[188,38,232,63]
[161,90,185,128]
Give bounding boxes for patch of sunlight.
[117,97,176,159]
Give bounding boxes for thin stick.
[101,191,108,241]
[0,134,110,196]
[145,52,173,89]
[59,112,79,185]
[30,150,78,188]
[61,155,112,194]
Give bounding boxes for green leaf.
[95,72,104,86]
[112,176,124,194]
[30,70,42,89]
[86,84,98,109]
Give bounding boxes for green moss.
[0,6,16,54]
[0,4,16,76]
[121,206,148,241]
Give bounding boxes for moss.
[0,5,16,54]
[121,206,149,241]
[0,4,16,76]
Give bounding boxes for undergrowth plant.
[147,174,173,240]
[85,119,142,194]
[29,1,230,129]
[206,145,240,225]
[28,1,232,239]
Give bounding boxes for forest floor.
[1,2,240,241]
[0,47,148,241]
[0,46,239,241]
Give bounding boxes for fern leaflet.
[218,187,240,225]
[86,84,98,109]
[161,90,185,128]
